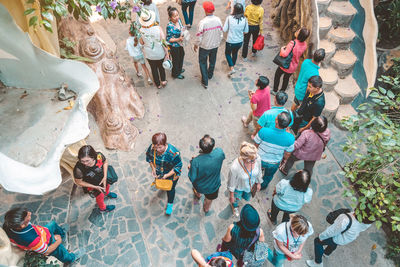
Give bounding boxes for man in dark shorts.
[188,135,225,213]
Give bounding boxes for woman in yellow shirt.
[243,0,264,60]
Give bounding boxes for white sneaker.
[243,57,248,62]
[136,72,143,77]
[233,207,239,217]
[306,260,322,267]
[147,78,153,85]
[251,52,257,57]
[229,68,236,75]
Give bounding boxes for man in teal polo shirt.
[255,91,293,135]
[292,49,325,111]
[188,135,225,213]
[253,112,295,190]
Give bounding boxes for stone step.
[319,17,332,39]
[334,75,361,104]
[317,0,332,15]
[319,39,336,66]
[327,27,356,50]
[322,91,340,121]
[327,1,357,27]
[334,104,357,129]
[320,67,338,92]
[330,49,357,78]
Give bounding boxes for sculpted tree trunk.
[58,17,145,151]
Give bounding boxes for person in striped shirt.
[3,207,83,263]
[253,111,295,190]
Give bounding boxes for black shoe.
[208,75,213,80]
[174,74,184,79]
[181,69,185,74]
[201,83,208,89]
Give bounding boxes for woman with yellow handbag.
[146,132,183,215]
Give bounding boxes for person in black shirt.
[291,75,325,135]
[73,145,117,212]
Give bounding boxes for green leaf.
[24,8,36,16]
[42,11,53,21]
[41,19,53,33]
[101,6,109,18]
[376,220,382,229]
[387,90,395,99]
[391,216,400,221]
[29,16,38,26]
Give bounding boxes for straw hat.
[139,9,156,27]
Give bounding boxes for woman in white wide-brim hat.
[139,10,169,89]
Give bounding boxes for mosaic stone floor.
[0,0,394,266]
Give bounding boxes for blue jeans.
[45,221,76,263]
[261,161,280,190]
[225,42,243,67]
[232,190,251,208]
[314,237,338,264]
[199,47,218,86]
[181,1,196,25]
[267,248,286,267]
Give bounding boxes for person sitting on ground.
[241,76,271,134]
[273,27,310,93]
[73,145,118,212]
[188,135,225,213]
[267,170,313,224]
[253,91,293,137]
[292,48,325,111]
[253,112,295,190]
[146,132,183,215]
[291,75,325,135]
[306,208,374,267]
[280,116,330,176]
[220,204,265,267]
[3,207,84,263]
[227,142,262,217]
[268,214,314,267]
[191,249,234,267]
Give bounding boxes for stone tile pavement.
[0,0,394,266]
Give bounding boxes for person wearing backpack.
[219,204,265,266]
[279,116,330,177]
[268,214,314,267]
[306,210,373,266]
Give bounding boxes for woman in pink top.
[280,116,330,176]
[273,28,310,93]
[241,76,271,132]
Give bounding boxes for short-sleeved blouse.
[73,152,106,186]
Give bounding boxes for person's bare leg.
[134,61,140,74]
[291,103,299,112]
[141,63,151,79]
[203,198,212,213]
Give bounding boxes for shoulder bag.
[316,132,327,152]
[273,40,296,69]
[238,158,257,197]
[242,228,269,266]
[285,222,294,261]
[151,149,173,191]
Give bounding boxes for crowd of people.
[1,0,375,266]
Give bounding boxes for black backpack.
[326,208,352,234]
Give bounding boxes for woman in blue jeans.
[223,3,249,75]
[181,0,196,28]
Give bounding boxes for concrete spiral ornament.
[58,16,145,151]
[79,37,104,62]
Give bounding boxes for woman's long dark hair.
[78,145,97,160]
[3,207,28,231]
[237,221,257,251]
[232,3,244,23]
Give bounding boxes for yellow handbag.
[151,149,173,191]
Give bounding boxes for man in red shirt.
[242,76,271,135]
[3,207,84,263]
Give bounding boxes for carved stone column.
[58,17,145,151]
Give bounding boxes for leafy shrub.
[375,0,400,48]
[24,251,60,267]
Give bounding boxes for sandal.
[161,81,168,87]
[267,209,277,225]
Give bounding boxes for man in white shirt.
[306,211,372,266]
[194,1,223,89]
